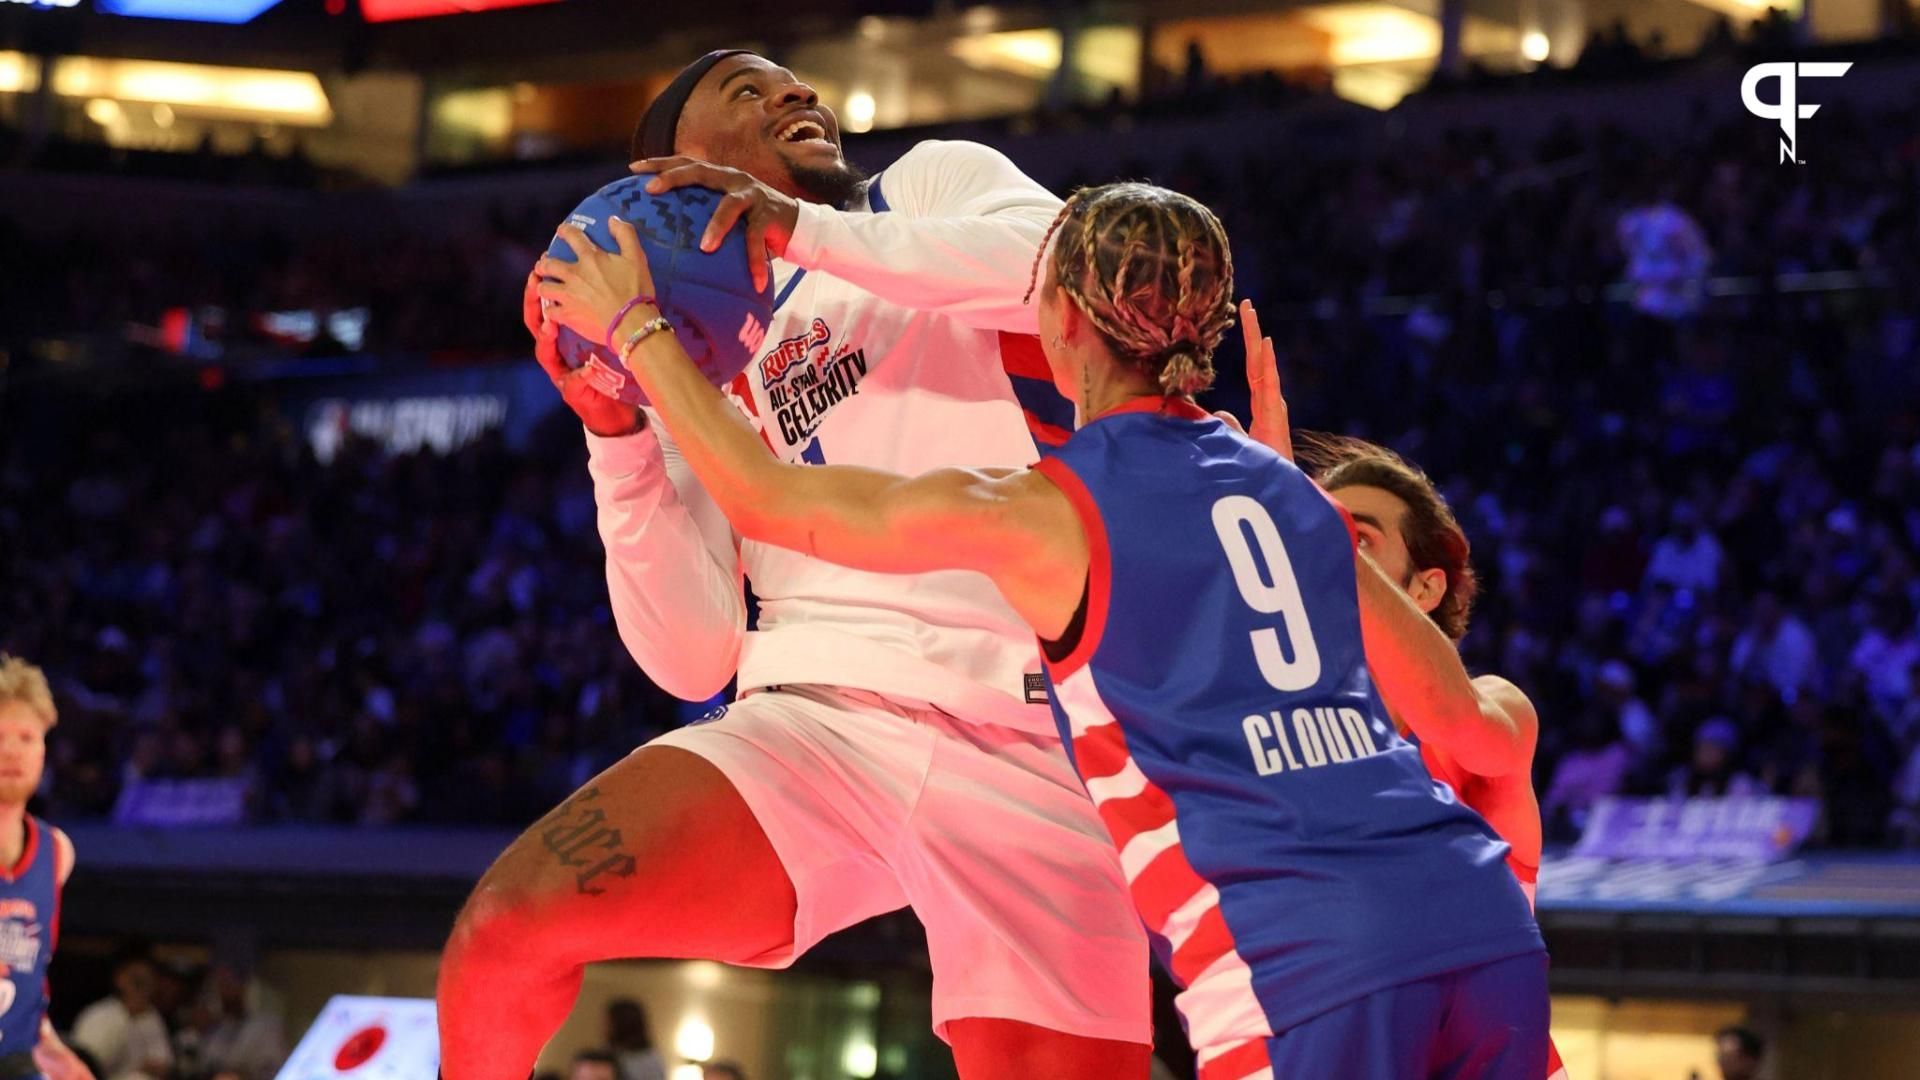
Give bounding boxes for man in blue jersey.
[0,656,77,1080]
[535,180,1548,1078]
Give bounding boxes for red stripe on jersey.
[998,331,1053,382]
[1071,723,1132,784]
[1023,410,1072,447]
[1089,394,1212,422]
[1095,784,1178,843]
[1128,846,1207,931]
[1546,1037,1565,1078]
[727,372,759,417]
[1171,905,1236,985]
[1032,457,1112,681]
[2,817,38,882]
[1197,1038,1272,1080]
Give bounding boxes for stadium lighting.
[1523,30,1550,63]
[45,56,332,125]
[0,52,37,94]
[846,90,876,133]
[359,0,563,21]
[97,0,284,23]
[673,1017,715,1062]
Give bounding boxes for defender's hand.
[536,216,658,348]
[1239,299,1292,461]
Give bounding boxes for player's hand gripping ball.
[538,177,774,405]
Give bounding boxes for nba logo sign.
[1742,62,1852,164]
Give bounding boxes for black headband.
[634,49,754,161]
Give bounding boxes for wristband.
[617,317,675,364]
[604,295,658,350]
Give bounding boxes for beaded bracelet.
[604,295,658,350]
[617,316,675,365]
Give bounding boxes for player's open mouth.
[772,115,834,151]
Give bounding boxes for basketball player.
[439,51,1148,1080]
[1234,303,1567,1078]
[536,180,1548,1079]
[0,656,75,1079]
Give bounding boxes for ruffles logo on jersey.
[759,318,870,449]
[0,913,41,975]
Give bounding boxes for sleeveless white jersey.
[589,140,1068,734]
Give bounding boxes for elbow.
[611,596,745,702]
[625,627,742,703]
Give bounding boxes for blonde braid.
[1042,183,1236,397]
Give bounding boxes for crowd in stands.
[61,950,287,1080]
[4,410,687,826]
[4,38,1920,845]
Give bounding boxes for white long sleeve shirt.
[590,140,1066,734]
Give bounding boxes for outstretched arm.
[1235,297,1534,777]
[1352,552,1536,777]
[636,141,1061,332]
[536,217,1085,634]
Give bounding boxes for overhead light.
[845,90,876,133]
[1297,5,1440,66]
[843,1037,878,1079]
[97,0,284,22]
[950,29,1063,77]
[673,1017,714,1063]
[0,52,39,94]
[46,57,330,124]
[1522,30,1550,62]
[85,98,124,127]
[152,102,175,127]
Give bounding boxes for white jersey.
[588,140,1069,734]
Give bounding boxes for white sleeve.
[782,140,1062,333]
[588,419,746,702]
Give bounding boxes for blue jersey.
[1035,397,1541,1054]
[0,816,58,1058]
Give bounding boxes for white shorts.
[650,684,1151,1045]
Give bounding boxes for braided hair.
[1026,182,1236,396]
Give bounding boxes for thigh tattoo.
[538,787,638,896]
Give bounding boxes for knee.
[446,858,581,974]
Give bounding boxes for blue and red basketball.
[544,177,773,405]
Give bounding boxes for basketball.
[544,176,773,405]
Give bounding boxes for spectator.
[70,953,174,1080]
[196,962,288,1080]
[569,1050,624,1080]
[1596,660,1662,767]
[1851,595,1919,725]
[1729,591,1820,701]
[1542,705,1635,839]
[1669,718,1759,798]
[1617,189,1711,320]
[1714,1025,1765,1080]
[1644,502,1726,596]
[605,999,665,1080]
